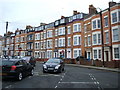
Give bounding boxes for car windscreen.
[1,61,15,66]
[46,59,60,63]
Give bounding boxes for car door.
[60,60,64,69]
[22,60,31,75]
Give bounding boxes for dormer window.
[16,32,19,35]
[73,15,77,20]
[60,19,65,24]
[77,14,83,19]
[55,21,59,26]
[69,17,73,22]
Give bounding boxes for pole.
[4,21,9,57]
[99,11,105,67]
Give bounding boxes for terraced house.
[1,1,120,66]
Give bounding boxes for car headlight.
[43,64,47,68]
[55,65,61,69]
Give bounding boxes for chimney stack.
[73,10,78,15]
[26,25,32,29]
[61,16,65,19]
[89,5,97,15]
[109,1,116,7]
[40,23,46,26]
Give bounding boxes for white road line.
[94,82,97,84]
[97,82,99,84]
[40,74,61,76]
[60,82,95,84]
[55,86,57,88]
[5,85,12,88]
[94,78,96,80]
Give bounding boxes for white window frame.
[68,37,71,46]
[92,18,101,30]
[73,23,81,32]
[111,9,120,24]
[47,50,52,58]
[47,30,53,38]
[112,26,120,42]
[67,26,71,34]
[73,48,81,58]
[59,38,65,47]
[93,47,102,60]
[58,27,65,35]
[113,45,120,60]
[104,16,108,27]
[92,32,101,45]
[73,35,81,46]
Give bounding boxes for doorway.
[105,51,109,61]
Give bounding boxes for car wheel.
[62,68,64,71]
[17,72,23,81]
[43,69,46,73]
[59,68,62,73]
[30,69,34,76]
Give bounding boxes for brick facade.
[1,1,120,67]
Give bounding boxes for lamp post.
[18,47,22,56]
[97,8,105,67]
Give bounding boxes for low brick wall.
[35,58,120,68]
[36,58,48,62]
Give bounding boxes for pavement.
[39,61,120,73]
[67,64,120,73]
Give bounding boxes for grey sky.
[0,0,119,36]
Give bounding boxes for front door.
[105,51,109,61]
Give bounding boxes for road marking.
[5,85,12,88]
[55,86,57,88]
[97,82,99,84]
[60,82,95,84]
[40,74,61,77]
[94,82,97,84]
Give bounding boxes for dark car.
[43,58,65,73]
[22,56,36,67]
[0,59,34,81]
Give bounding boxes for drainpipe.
[108,5,113,61]
[99,10,105,67]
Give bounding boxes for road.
[2,62,119,89]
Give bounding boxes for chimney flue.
[73,10,77,15]
[109,1,116,7]
[89,4,97,15]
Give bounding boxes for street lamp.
[18,47,22,56]
[97,8,105,67]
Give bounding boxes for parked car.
[22,56,36,67]
[43,58,65,73]
[1,59,34,81]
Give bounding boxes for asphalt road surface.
[2,62,119,89]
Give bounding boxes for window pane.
[104,17,108,27]
[113,28,119,41]
[98,34,101,44]
[112,12,117,23]
[105,32,109,43]
[93,34,97,44]
[94,50,97,58]
[93,20,96,29]
[97,20,101,28]
[114,48,119,58]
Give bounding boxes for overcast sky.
[0,0,119,36]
